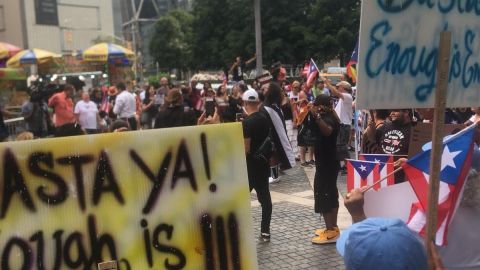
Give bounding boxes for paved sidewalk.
[251,165,351,269]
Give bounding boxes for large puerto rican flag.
[346,159,380,192]
[403,124,476,245]
[359,154,395,188]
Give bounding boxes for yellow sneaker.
[314,226,339,236]
[311,229,340,244]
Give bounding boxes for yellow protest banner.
[0,123,257,269]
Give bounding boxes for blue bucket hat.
[336,218,427,270]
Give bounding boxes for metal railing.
[5,117,26,139]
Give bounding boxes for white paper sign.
[357,0,480,109]
[364,182,418,222]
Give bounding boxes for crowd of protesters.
[4,54,480,269]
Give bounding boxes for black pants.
[85,129,98,134]
[247,157,272,234]
[122,117,137,130]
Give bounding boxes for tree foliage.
[91,35,124,45]
[150,0,360,70]
[149,9,193,70]
[308,0,361,65]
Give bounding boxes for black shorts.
[314,161,340,213]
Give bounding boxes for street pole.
[131,24,138,81]
[254,0,263,76]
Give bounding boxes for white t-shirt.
[335,93,353,125]
[113,91,137,118]
[74,100,98,129]
[288,91,299,101]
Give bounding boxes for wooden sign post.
[426,31,451,269]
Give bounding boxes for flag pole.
[310,58,321,73]
[362,166,403,193]
[426,31,451,268]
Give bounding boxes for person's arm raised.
[245,54,256,65]
[323,77,343,100]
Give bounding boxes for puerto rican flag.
[359,154,395,188]
[346,40,358,83]
[306,59,319,88]
[346,159,380,192]
[403,124,476,245]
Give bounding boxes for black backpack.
[252,127,276,164]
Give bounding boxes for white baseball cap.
[242,89,259,102]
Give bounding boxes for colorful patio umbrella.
[6,48,61,68]
[0,42,22,59]
[82,43,134,62]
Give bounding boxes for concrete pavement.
[251,165,351,269]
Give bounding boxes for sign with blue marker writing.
[357,0,480,109]
[0,124,257,269]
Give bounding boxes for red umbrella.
[0,42,22,59]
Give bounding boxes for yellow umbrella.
[82,43,134,62]
[6,48,61,68]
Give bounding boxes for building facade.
[0,0,116,54]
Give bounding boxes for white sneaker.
[269,177,280,184]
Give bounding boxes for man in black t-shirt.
[230,55,256,82]
[242,89,272,242]
[309,94,342,245]
[379,109,412,156]
[378,109,412,183]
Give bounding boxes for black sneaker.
[308,160,315,166]
[340,167,347,175]
[300,162,311,168]
[259,233,271,242]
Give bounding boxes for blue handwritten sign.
[357,0,480,109]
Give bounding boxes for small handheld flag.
[346,41,358,83]
[346,159,380,192]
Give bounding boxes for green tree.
[308,0,361,65]
[191,0,231,70]
[162,0,360,70]
[91,35,124,45]
[149,10,193,71]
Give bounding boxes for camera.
[29,80,65,102]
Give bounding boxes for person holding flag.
[323,78,354,174]
[336,123,480,269]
